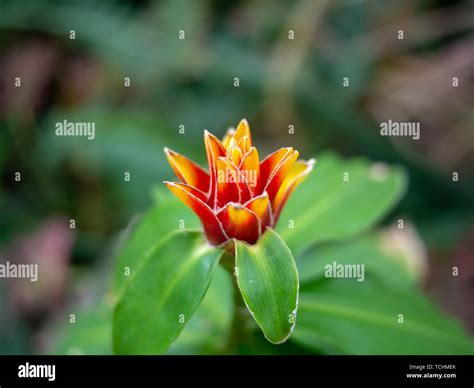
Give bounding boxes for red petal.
[204,130,227,209]
[244,192,272,232]
[259,148,298,202]
[272,159,315,223]
[216,158,241,206]
[164,148,210,193]
[217,203,260,244]
[259,147,292,188]
[219,158,252,204]
[165,181,228,245]
[265,149,298,203]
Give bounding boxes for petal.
[272,159,315,223]
[216,157,241,206]
[164,148,210,193]
[244,192,272,232]
[226,138,243,166]
[264,149,299,204]
[204,130,227,209]
[165,181,228,245]
[234,119,252,148]
[217,203,260,244]
[237,135,251,154]
[164,181,208,203]
[259,147,298,201]
[222,128,235,149]
[259,147,293,187]
[239,147,260,193]
[217,158,252,205]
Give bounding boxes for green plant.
[52,126,474,356]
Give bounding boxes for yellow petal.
[234,119,252,148]
[222,128,235,149]
[244,192,271,232]
[226,138,243,166]
[237,135,251,154]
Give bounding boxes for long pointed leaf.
[113,230,222,354]
[235,228,299,344]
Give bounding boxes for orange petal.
[204,130,227,209]
[165,181,208,203]
[259,148,293,184]
[165,181,228,245]
[164,148,210,193]
[258,147,295,193]
[234,119,252,148]
[222,128,235,149]
[264,149,299,204]
[239,147,260,193]
[217,203,260,244]
[273,159,315,223]
[226,138,243,166]
[244,192,272,232]
[216,158,241,206]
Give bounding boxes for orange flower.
[164,119,314,245]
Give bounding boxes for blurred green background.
[0,0,473,354]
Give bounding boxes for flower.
[164,119,314,245]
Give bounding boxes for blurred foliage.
[0,0,473,354]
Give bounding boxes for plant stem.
[226,274,250,353]
[220,250,250,354]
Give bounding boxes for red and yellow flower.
[164,119,314,245]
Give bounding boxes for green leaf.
[167,265,234,354]
[235,228,299,344]
[113,191,200,294]
[113,230,223,354]
[276,152,407,256]
[292,279,474,355]
[297,233,415,291]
